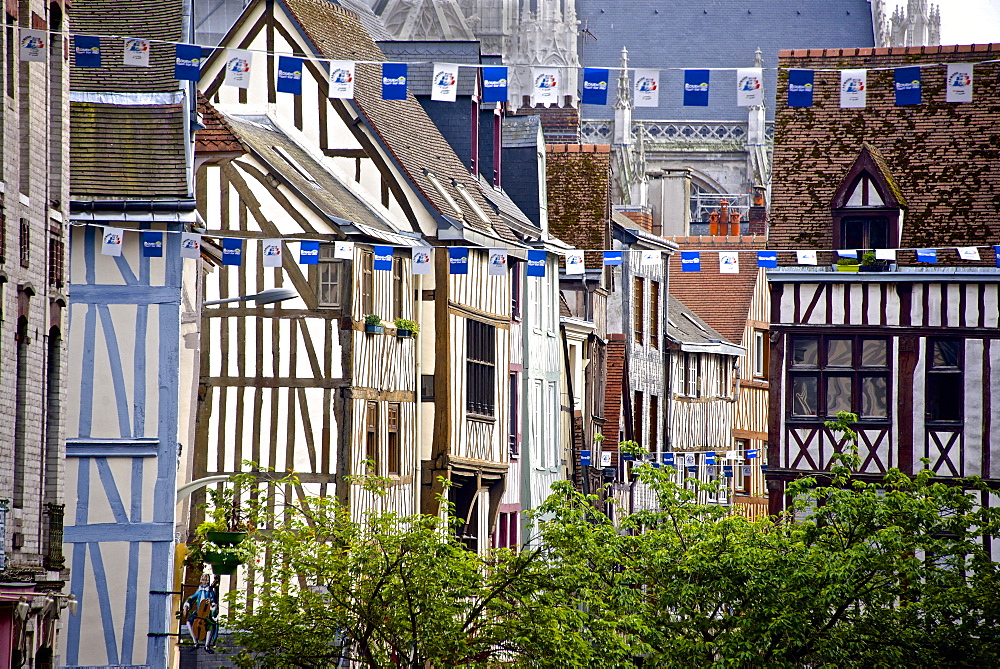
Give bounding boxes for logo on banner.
[584,79,607,92]
[176,56,200,67]
[278,67,301,82]
[949,71,971,88]
[125,39,148,54]
[434,70,456,87]
[896,78,920,91]
[484,76,507,88]
[535,73,557,89]
[842,77,864,93]
[739,74,761,91]
[383,75,406,86]
[103,231,122,246]
[229,56,250,74]
[332,68,353,85]
[182,237,200,251]
[143,238,162,251]
[299,245,318,260]
[375,249,393,264]
[414,249,431,264]
[788,82,812,93]
[685,81,708,92]
[490,251,506,267]
[263,242,280,256]
[567,254,583,267]
[636,77,657,93]
[21,34,44,50]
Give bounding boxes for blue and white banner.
[299,240,319,265]
[641,250,661,266]
[18,29,47,62]
[719,251,739,274]
[916,248,937,263]
[580,450,591,467]
[684,453,696,466]
[141,231,163,258]
[757,250,777,268]
[736,67,763,106]
[957,246,980,261]
[742,465,752,477]
[705,453,715,465]
[946,63,974,103]
[565,250,585,275]
[329,61,356,99]
[431,62,459,102]
[840,69,866,108]
[680,251,701,272]
[683,69,709,106]
[261,239,282,267]
[796,250,817,265]
[527,249,546,277]
[837,249,858,258]
[531,67,560,106]
[224,49,253,89]
[894,66,921,106]
[412,247,433,275]
[746,448,757,459]
[101,227,124,257]
[634,69,660,107]
[481,66,508,103]
[123,38,150,67]
[222,238,243,266]
[487,248,507,276]
[74,35,102,68]
[581,68,609,105]
[181,233,202,259]
[723,465,734,478]
[448,247,469,275]
[603,251,622,266]
[787,69,814,107]
[373,245,394,271]
[277,56,303,95]
[382,63,407,100]
[175,44,203,81]
[994,246,1000,268]
[334,240,354,259]
[662,452,675,467]
[875,249,896,261]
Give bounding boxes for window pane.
[927,374,962,422]
[827,339,852,366]
[861,339,887,367]
[791,376,818,416]
[861,376,888,418]
[792,338,818,366]
[826,376,852,416]
[932,340,960,368]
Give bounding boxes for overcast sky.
[885,0,1000,46]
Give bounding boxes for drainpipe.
[413,272,423,515]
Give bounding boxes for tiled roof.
[769,46,1000,254]
[196,95,245,154]
[576,0,875,121]
[545,145,611,268]
[280,0,517,244]
[667,294,734,348]
[666,236,765,346]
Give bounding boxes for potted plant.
[393,318,419,338]
[836,257,860,272]
[188,473,260,575]
[364,314,384,334]
[859,251,890,273]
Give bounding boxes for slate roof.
[768,45,1000,257]
[667,295,739,352]
[666,236,765,346]
[503,116,542,148]
[277,0,518,244]
[576,0,874,121]
[377,41,481,96]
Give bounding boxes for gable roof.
[667,295,743,356]
[196,95,245,155]
[831,143,906,209]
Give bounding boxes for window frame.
[365,401,380,473]
[649,281,660,350]
[786,334,891,421]
[633,277,644,345]
[925,338,963,425]
[360,250,374,316]
[386,402,401,476]
[315,244,346,311]
[753,329,768,379]
[466,319,496,417]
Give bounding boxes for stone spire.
[613,46,632,145]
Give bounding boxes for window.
[0,205,6,263]
[649,395,658,453]
[788,335,889,419]
[650,281,660,349]
[633,391,643,446]
[365,401,379,472]
[316,244,345,309]
[926,339,962,423]
[508,372,519,455]
[14,317,28,508]
[386,403,401,475]
[510,260,522,319]
[492,511,518,550]
[19,219,29,267]
[633,278,644,345]
[392,257,403,319]
[683,352,699,398]
[360,250,373,315]
[466,320,496,416]
[48,235,64,288]
[734,440,750,493]
[753,329,768,379]
[841,216,889,250]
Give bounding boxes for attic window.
[682,312,708,333]
[453,182,493,226]
[424,170,463,217]
[844,175,885,207]
[272,145,318,186]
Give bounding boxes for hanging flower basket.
[203,550,243,575]
[396,329,413,338]
[205,530,248,547]
[365,324,384,334]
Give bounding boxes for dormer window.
[830,145,906,251]
[844,176,884,207]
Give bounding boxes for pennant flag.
[957,246,980,261]
[683,69,709,106]
[527,249,546,277]
[299,240,319,265]
[581,67,610,105]
[706,465,718,477]
[736,67,763,106]
[580,450,592,467]
[174,44,203,81]
[328,61,356,99]
[224,49,253,89]
[683,453,696,466]
[277,56,303,95]
[222,238,243,266]
[74,35,102,68]
[894,66,921,106]
[840,69,866,108]
[261,238,282,267]
[482,66,508,103]
[641,250,661,266]
[719,251,739,274]
[412,247,433,275]
[565,250,585,275]
[686,466,697,475]
[603,251,622,266]
[600,451,612,467]
[746,448,758,459]
[662,452,675,466]
[837,249,858,258]
[874,249,896,261]
[680,251,701,272]
[650,462,661,469]
[723,465,734,478]
[994,246,1000,268]
[334,241,355,259]
[742,465,752,477]
[180,233,202,259]
[19,29,47,62]
[141,231,163,258]
[760,464,769,473]
[101,227,124,256]
[633,69,660,107]
[916,248,937,263]
[123,38,150,67]
[705,453,716,465]
[796,250,817,265]
[480,248,504,276]
[946,63,974,103]
[757,250,777,268]
[787,69,814,107]
[448,247,469,274]
[373,245,394,271]
[531,67,560,106]
[382,63,407,100]
[431,62,459,102]
[621,452,635,462]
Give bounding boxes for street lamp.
[202,287,299,307]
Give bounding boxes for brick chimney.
[747,186,767,235]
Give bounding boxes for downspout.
[559,323,585,495]
[413,272,423,515]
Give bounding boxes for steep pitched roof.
[667,295,738,352]
[196,95,245,155]
[666,236,765,346]
[830,143,906,209]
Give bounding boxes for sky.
[886,0,1000,45]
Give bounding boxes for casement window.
[360,250,374,316]
[466,319,496,416]
[633,277,644,345]
[492,511,518,550]
[926,338,962,424]
[633,391,643,447]
[365,401,379,472]
[649,395,659,453]
[392,257,403,320]
[316,244,346,310]
[508,372,519,456]
[683,352,699,398]
[0,206,6,263]
[788,335,890,420]
[510,260,522,320]
[19,219,29,267]
[650,281,660,349]
[48,234,64,289]
[734,439,751,494]
[386,403,401,475]
[753,329,769,379]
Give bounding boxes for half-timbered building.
[767,45,1000,530]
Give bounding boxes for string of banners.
[95,226,1000,273]
[581,447,766,478]
[20,28,994,109]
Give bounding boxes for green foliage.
[861,251,877,265]
[837,256,861,265]
[392,317,420,334]
[364,314,383,325]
